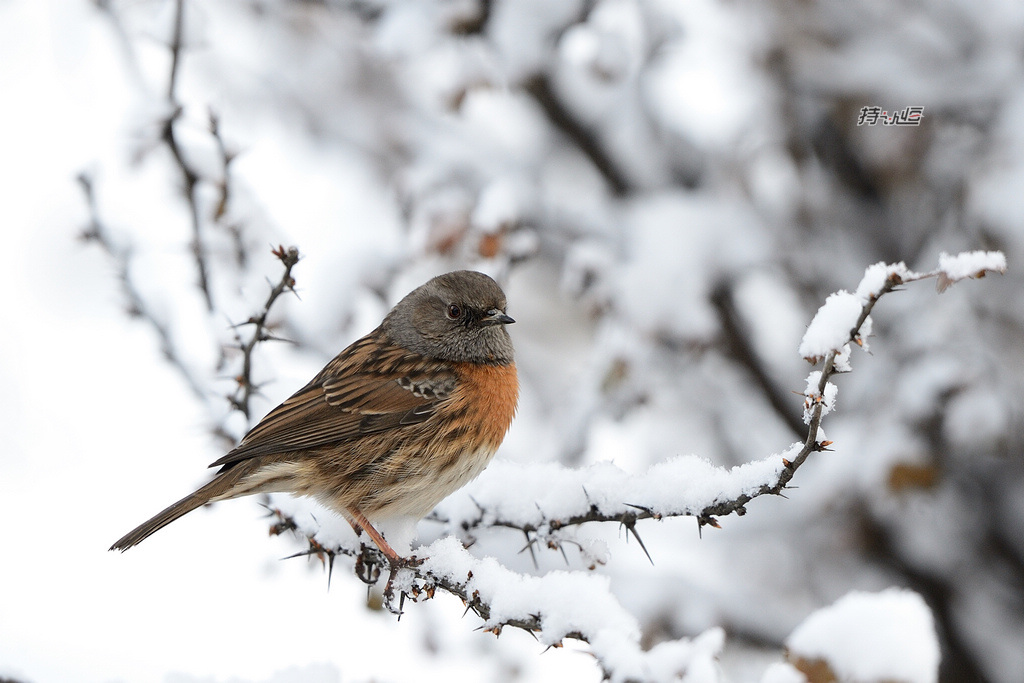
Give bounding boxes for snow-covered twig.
[267,506,724,683]
[424,253,1008,555]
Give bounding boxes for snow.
[798,291,864,362]
[936,250,1008,292]
[760,662,807,683]
[472,177,526,233]
[417,537,724,682]
[616,192,766,342]
[434,449,796,534]
[786,588,940,683]
[643,0,766,149]
[854,261,911,301]
[802,372,838,424]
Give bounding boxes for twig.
[227,245,301,420]
[207,109,247,269]
[523,73,632,197]
[711,280,805,436]
[161,0,214,311]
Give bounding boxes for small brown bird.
[110,270,518,563]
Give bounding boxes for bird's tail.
[109,463,256,552]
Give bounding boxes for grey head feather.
[382,270,515,365]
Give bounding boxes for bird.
[110,270,518,564]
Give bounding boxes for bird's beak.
[482,309,515,326]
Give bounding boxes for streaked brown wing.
[210,336,456,468]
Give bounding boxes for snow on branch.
[275,251,1004,682]
[267,506,725,683]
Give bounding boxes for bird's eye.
[446,303,462,320]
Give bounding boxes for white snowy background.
[2,0,1022,682]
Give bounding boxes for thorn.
[697,515,721,535]
[279,549,312,561]
[519,529,539,569]
[622,518,654,565]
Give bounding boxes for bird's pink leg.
[346,506,403,563]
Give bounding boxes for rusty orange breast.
[450,360,519,449]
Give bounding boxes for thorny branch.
[435,265,1005,558]
[272,260,1004,650]
[227,246,301,421]
[429,277,902,552]
[78,173,297,433]
[266,505,572,640]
